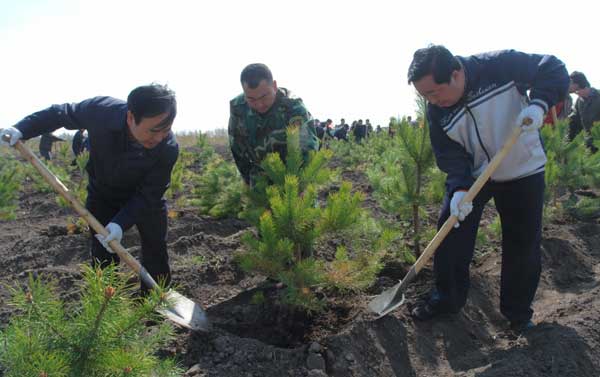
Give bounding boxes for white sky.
[0,0,597,133]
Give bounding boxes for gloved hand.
[0,127,23,146]
[450,190,473,228]
[94,222,123,253]
[517,105,544,132]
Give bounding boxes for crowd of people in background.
[313,117,389,145]
[312,115,421,146]
[311,69,600,153]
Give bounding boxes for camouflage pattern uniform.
[228,88,319,184]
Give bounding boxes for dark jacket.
[72,129,87,156]
[14,96,179,230]
[427,50,569,195]
[569,88,600,135]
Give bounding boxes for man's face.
[413,71,464,108]
[569,81,580,94]
[127,111,172,149]
[569,81,590,97]
[243,79,278,114]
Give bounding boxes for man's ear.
[126,110,135,128]
[272,80,278,91]
[451,69,460,82]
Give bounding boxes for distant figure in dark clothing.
[366,119,373,136]
[71,128,89,165]
[72,129,88,156]
[388,117,396,137]
[336,118,348,130]
[315,122,325,140]
[353,119,367,142]
[39,132,64,160]
[334,124,349,140]
[568,71,600,152]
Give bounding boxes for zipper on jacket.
[465,105,491,162]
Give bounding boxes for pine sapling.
[0,265,182,377]
[0,158,21,220]
[190,156,244,218]
[237,126,382,311]
[368,98,434,257]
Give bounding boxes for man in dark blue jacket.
[407,45,569,332]
[72,128,88,156]
[1,84,179,293]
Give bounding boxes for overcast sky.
[0,0,597,133]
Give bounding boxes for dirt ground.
[1,147,600,377]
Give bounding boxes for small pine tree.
[190,156,244,218]
[56,150,90,210]
[194,131,216,168]
[367,95,435,256]
[0,265,182,377]
[55,140,72,166]
[165,150,195,200]
[541,120,592,214]
[237,126,382,311]
[582,123,600,187]
[22,160,69,194]
[568,196,600,220]
[0,157,21,220]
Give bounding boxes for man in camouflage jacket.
[228,63,319,185]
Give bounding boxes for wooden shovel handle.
[5,137,157,288]
[411,124,524,275]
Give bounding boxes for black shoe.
[509,320,535,333]
[411,301,447,321]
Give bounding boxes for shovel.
[4,136,210,331]
[368,120,531,317]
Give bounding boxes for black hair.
[240,63,273,89]
[407,45,461,85]
[570,71,590,89]
[127,83,177,130]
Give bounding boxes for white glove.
[94,222,123,253]
[517,105,544,132]
[450,190,473,228]
[0,127,23,146]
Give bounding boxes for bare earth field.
[1,143,599,377]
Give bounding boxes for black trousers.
[40,149,52,160]
[86,194,171,294]
[431,172,544,323]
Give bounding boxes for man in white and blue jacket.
[407,45,569,332]
[1,84,179,294]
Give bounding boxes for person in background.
[568,71,600,152]
[39,132,64,160]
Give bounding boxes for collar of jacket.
[454,57,473,107]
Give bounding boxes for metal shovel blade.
[368,278,407,317]
[368,284,405,317]
[159,289,210,332]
